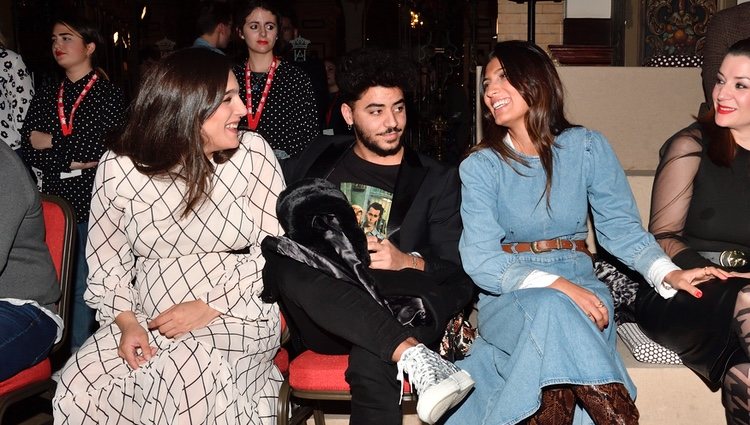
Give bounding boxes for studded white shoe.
[397,343,474,424]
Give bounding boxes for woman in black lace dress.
[636,38,750,424]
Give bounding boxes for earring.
[347,124,352,130]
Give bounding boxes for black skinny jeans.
[264,250,472,425]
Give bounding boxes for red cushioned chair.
[0,194,75,421]
[276,349,413,425]
[274,314,290,376]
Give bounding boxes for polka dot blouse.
[0,48,34,150]
[20,70,125,223]
[233,59,320,159]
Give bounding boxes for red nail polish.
[695,290,703,298]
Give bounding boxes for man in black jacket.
[265,48,474,425]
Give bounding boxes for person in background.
[445,40,726,425]
[53,48,285,424]
[276,9,328,127]
[192,1,232,55]
[701,2,750,108]
[637,38,750,425]
[20,17,125,352]
[0,141,61,382]
[322,57,351,135]
[0,28,34,150]
[233,0,319,161]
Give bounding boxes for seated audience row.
[52,46,474,425]
[5,6,748,424]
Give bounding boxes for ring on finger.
[596,300,605,308]
[704,266,709,276]
[586,312,594,320]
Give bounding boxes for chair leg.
[277,379,291,425]
[312,407,326,425]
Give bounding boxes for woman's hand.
[549,277,609,331]
[115,311,157,369]
[70,160,98,170]
[147,300,221,338]
[30,131,53,150]
[665,266,730,298]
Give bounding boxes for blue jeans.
[70,222,96,350]
[0,301,57,381]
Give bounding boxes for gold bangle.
[411,254,418,269]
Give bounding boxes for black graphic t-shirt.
[327,149,398,238]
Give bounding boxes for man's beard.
[353,122,403,157]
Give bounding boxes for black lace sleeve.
[648,124,713,269]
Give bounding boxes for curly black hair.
[337,48,417,105]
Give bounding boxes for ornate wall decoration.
[643,0,716,63]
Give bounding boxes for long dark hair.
[700,37,750,166]
[110,48,237,218]
[53,17,108,79]
[474,40,575,204]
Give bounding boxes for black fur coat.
[261,178,429,326]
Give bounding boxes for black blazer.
[284,135,463,272]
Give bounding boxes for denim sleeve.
[459,152,538,295]
[584,130,669,275]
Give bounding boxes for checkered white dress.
[53,132,285,425]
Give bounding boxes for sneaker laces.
[396,344,460,404]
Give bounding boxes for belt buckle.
[720,250,748,268]
[530,241,552,254]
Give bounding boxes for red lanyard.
[244,57,279,130]
[58,74,98,136]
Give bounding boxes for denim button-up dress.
[446,127,668,425]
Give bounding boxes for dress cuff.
[518,270,559,289]
[646,257,680,299]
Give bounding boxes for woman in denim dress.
[444,41,727,425]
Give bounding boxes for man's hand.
[367,236,423,271]
[30,131,53,150]
[115,311,157,369]
[147,300,221,339]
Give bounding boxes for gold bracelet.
[411,254,418,269]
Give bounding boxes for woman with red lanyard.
[20,16,125,352]
[233,0,319,162]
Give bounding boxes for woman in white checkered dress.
[52,48,285,425]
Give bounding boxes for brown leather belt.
[501,239,591,258]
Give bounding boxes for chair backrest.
[41,194,76,354]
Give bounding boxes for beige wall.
[496,0,563,51]
[557,66,703,172]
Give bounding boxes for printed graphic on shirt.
[339,182,393,240]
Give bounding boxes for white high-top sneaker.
[396,343,474,424]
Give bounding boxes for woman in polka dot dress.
[20,17,125,351]
[233,0,320,161]
[0,29,34,151]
